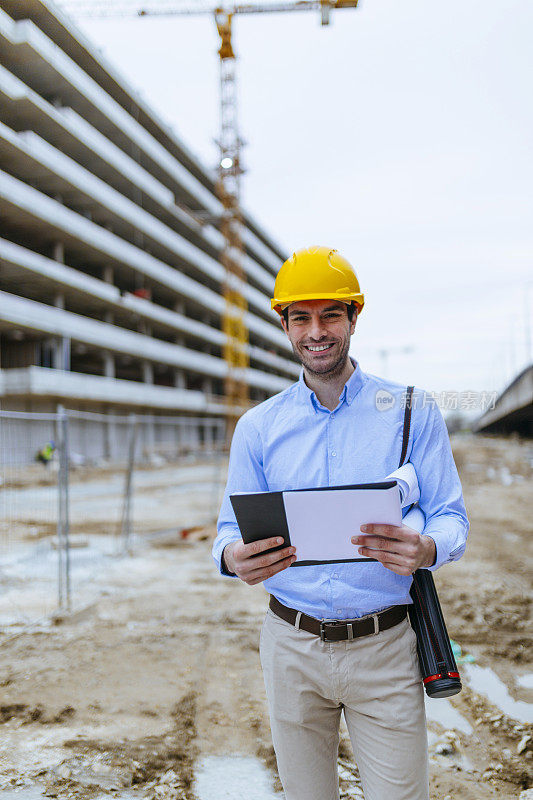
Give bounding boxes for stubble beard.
[292,336,351,382]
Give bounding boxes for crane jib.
[59,1,358,20]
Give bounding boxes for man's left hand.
[351,524,436,576]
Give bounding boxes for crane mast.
[59,0,359,437]
[215,11,249,427]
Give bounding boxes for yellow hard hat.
[271,246,364,315]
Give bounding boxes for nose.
[308,316,328,340]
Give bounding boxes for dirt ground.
[0,434,531,799]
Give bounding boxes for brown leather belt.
[269,596,407,642]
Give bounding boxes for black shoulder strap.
[399,385,414,468]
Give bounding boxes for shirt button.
[332,573,339,579]
[331,451,337,457]
[336,608,342,615]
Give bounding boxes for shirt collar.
[297,358,365,411]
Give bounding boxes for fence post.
[119,414,137,553]
[55,408,64,609]
[55,405,70,611]
[63,409,71,610]
[209,423,225,524]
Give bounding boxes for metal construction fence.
[0,408,227,636]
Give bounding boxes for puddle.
[424,696,473,734]
[194,755,280,799]
[517,673,533,690]
[464,664,533,724]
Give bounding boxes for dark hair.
[282,303,357,327]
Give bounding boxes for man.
[213,246,468,800]
[36,440,55,467]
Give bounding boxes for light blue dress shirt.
[213,363,469,620]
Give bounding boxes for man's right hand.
[223,538,296,586]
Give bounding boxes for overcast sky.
[63,0,532,404]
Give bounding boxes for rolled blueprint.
[386,469,462,698]
[409,570,462,698]
[386,462,420,508]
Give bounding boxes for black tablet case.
[230,481,397,565]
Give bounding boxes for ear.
[349,307,358,335]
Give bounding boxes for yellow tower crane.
[59,0,359,438]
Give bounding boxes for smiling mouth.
[303,343,335,352]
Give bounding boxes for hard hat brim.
[272,292,364,315]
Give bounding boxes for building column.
[50,292,70,371]
[53,241,65,263]
[174,300,186,389]
[174,370,186,390]
[204,420,215,452]
[103,353,115,378]
[103,311,115,378]
[104,415,115,462]
[142,361,154,384]
[189,422,200,450]
[201,312,212,396]
[45,337,68,371]
[202,313,212,355]
[60,336,71,372]
[137,321,154,385]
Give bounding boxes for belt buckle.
[319,613,380,642]
[319,618,339,642]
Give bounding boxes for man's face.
[281,299,357,378]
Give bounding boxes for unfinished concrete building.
[474,364,533,438]
[0,0,297,455]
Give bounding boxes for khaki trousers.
[260,608,429,800]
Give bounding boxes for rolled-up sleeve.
[212,412,269,575]
[408,398,469,571]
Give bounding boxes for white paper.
[282,485,402,562]
[386,463,420,507]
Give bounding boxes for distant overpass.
[474,364,533,437]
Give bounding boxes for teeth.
[307,344,333,352]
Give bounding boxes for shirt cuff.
[422,519,468,571]
[212,530,241,577]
